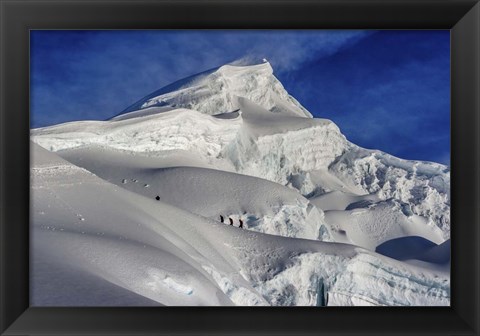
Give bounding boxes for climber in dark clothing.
[155,196,160,201]
[229,218,233,225]
[220,215,224,223]
[239,219,243,229]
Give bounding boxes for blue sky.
[31,30,450,165]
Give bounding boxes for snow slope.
[58,146,327,240]
[30,61,450,306]
[31,143,449,306]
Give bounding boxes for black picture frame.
[1,0,479,335]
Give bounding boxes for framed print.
[1,0,479,335]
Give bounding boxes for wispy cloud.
[31,30,370,128]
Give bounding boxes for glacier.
[30,60,450,306]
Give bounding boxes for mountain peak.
[227,56,270,67]
[214,60,273,79]
[114,60,312,120]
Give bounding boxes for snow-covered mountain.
[30,60,450,306]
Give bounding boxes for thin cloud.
[31,30,371,126]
